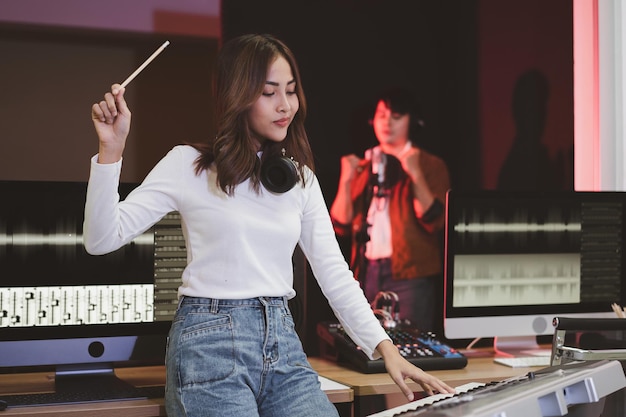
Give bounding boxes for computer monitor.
[443,189,624,357]
[0,180,183,389]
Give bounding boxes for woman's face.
[372,100,410,146]
[248,56,299,146]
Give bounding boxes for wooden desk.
[0,352,543,416]
[310,353,626,417]
[309,351,550,417]
[0,366,166,417]
[308,353,537,397]
[0,365,353,417]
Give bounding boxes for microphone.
[371,147,387,197]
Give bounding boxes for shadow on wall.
[496,69,573,191]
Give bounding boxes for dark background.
[222,0,481,198]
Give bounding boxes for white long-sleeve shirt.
[84,145,389,359]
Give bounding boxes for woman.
[86,34,454,417]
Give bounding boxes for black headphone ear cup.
[261,156,298,193]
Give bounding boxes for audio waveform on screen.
[452,253,581,307]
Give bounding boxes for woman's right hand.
[91,83,131,164]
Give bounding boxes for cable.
[465,337,482,350]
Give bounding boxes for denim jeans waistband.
[179,295,288,309]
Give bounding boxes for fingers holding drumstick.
[91,41,170,163]
[92,40,170,124]
[92,84,127,124]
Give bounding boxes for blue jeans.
[165,296,339,417]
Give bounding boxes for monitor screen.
[443,189,624,356]
[0,180,183,373]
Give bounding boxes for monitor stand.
[55,363,137,395]
[493,335,552,358]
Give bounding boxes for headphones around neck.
[260,149,298,193]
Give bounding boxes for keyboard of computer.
[493,355,552,368]
[0,374,165,409]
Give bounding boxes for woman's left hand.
[377,340,456,400]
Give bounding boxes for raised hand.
[91,84,131,164]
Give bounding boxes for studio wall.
[0,25,217,183]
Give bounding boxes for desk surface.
[309,351,543,397]
[0,351,540,416]
[0,365,352,417]
[0,366,166,417]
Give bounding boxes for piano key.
[367,382,486,417]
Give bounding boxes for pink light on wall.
[0,0,220,38]
[153,10,220,39]
[573,0,600,190]
[477,0,574,190]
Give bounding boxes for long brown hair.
[192,34,314,195]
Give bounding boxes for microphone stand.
[353,163,377,288]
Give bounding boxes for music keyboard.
[368,382,485,417]
[368,359,626,417]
